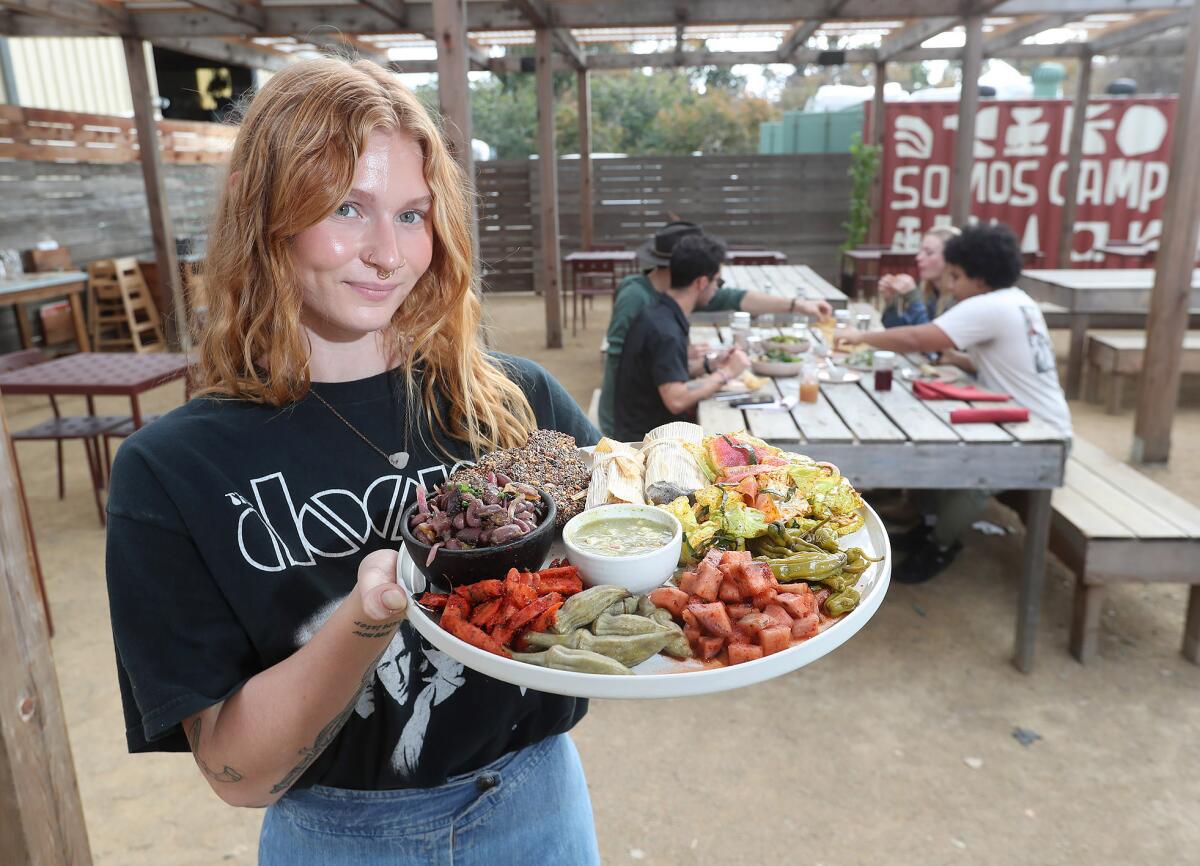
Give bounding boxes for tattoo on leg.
[186,717,245,783]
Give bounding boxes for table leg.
[1065,314,1089,399]
[131,395,144,430]
[13,302,33,349]
[1014,488,1053,673]
[67,290,90,351]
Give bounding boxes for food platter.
[396,504,890,700]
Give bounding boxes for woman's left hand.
[356,548,408,624]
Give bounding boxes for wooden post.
[1057,52,1093,268]
[431,0,479,261]
[122,37,186,351]
[577,68,594,251]
[1132,2,1200,464]
[950,16,984,228]
[536,28,563,349]
[867,60,887,245]
[0,402,94,866]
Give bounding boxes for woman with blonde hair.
[878,224,961,327]
[105,57,600,864]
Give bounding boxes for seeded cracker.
[449,430,591,528]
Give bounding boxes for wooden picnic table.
[691,264,848,324]
[839,247,914,297]
[1018,268,1200,398]
[0,271,90,351]
[692,324,1068,672]
[0,351,190,428]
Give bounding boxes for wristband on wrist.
[789,298,798,313]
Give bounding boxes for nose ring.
[365,256,405,281]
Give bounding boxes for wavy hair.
[195,57,536,456]
[919,224,961,314]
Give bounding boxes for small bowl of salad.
[763,333,811,354]
[752,348,807,378]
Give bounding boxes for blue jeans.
[259,734,600,866]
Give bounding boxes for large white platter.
[396,503,890,700]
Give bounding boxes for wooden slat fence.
[0,108,852,300]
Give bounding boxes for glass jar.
[855,313,873,332]
[799,363,820,404]
[873,350,896,392]
[730,311,752,350]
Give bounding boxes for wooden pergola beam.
[0,0,130,35]
[122,35,188,349]
[0,402,94,866]
[306,31,391,64]
[877,16,959,61]
[577,67,594,251]
[1088,9,1192,53]
[154,36,295,71]
[186,0,265,30]
[778,20,825,60]
[950,16,984,227]
[510,0,586,69]
[984,13,1073,50]
[1133,0,1200,463]
[358,0,409,29]
[534,27,563,349]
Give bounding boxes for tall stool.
[87,257,166,353]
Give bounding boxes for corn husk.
[585,438,645,509]
[641,422,706,505]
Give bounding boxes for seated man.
[613,235,749,442]
[836,222,1071,584]
[598,221,832,435]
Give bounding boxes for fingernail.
[382,588,406,610]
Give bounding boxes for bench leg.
[1184,585,1200,665]
[1014,489,1052,673]
[1106,373,1125,415]
[1069,581,1104,663]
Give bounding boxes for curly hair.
[942,223,1023,290]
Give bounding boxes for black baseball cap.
[636,221,703,270]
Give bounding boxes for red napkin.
[912,380,1011,402]
[950,407,1029,424]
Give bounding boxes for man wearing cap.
[598,221,833,435]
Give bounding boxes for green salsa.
[572,517,674,557]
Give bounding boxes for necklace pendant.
[388,452,409,470]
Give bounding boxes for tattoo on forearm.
[686,379,707,391]
[268,665,377,795]
[186,717,245,783]
[352,620,397,639]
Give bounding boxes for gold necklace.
[308,388,410,470]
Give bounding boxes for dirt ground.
[8,293,1200,865]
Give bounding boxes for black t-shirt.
[105,354,599,791]
[613,292,692,441]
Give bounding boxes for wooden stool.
[87,257,166,353]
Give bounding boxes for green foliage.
[440,68,776,159]
[841,132,881,253]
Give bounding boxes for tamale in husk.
[641,422,706,505]
[585,437,645,509]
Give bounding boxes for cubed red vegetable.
[777,591,818,620]
[759,625,791,656]
[791,613,821,640]
[687,602,733,637]
[649,586,689,618]
[718,578,743,604]
[762,603,793,630]
[691,566,722,602]
[727,643,765,665]
[726,603,753,621]
[696,635,725,660]
[735,561,774,596]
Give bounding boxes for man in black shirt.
[613,235,749,440]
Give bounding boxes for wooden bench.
[1049,438,1200,663]
[1038,300,1069,330]
[1085,331,1200,413]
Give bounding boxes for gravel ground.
[9,292,1199,865]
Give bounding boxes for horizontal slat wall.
[523,153,852,294]
[476,159,534,293]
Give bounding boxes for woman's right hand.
[356,548,408,623]
[880,273,917,301]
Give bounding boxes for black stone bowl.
[400,489,557,589]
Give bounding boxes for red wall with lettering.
[873,97,1177,266]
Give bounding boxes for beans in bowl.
[411,476,547,554]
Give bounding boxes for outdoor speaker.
[816,51,846,66]
[520,56,536,73]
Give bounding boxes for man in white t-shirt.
[836,223,1071,583]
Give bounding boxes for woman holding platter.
[104,58,600,864]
